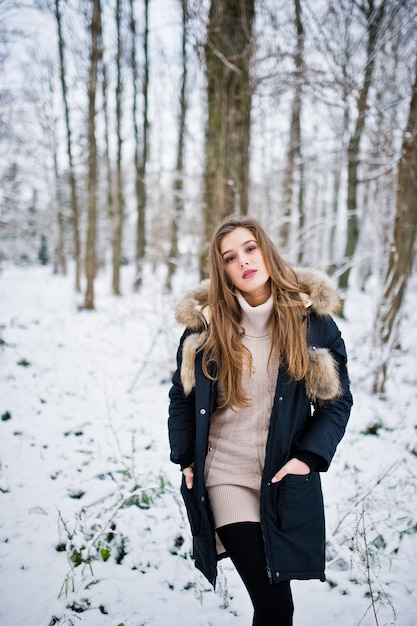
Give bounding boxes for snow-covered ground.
[0,263,416,626]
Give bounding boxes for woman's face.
[220,227,271,306]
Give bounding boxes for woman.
[168,216,352,625]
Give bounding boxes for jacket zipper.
[265,563,273,583]
[261,514,274,584]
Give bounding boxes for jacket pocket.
[180,476,202,536]
[276,472,322,531]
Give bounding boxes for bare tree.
[84,0,102,309]
[55,0,82,291]
[46,64,67,275]
[133,0,149,291]
[22,49,68,275]
[202,0,255,277]
[166,0,189,291]
[112,0,125,295]
[338,0,387,303]
[101,57,115,256]
[373,57,417,394]
[281,0,304,259]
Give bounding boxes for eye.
[246,245,257,253]
[224,255,235,264]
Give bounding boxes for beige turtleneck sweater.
[205,291,280,529]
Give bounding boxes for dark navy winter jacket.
[168,270,352,587]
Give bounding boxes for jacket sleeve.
[297,315,353,471]
[168,330,196,470]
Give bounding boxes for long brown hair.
[202,215,310,408]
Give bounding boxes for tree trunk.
[328,68,350,276]
[373,59,417,394]
[133,0,149,291]
[47,67,67,276]
[84,0,101,310]
[281,0,304,259]
[112,0,124,295]
[166,0,188,291]
[52,134,67,276]
[338,0,386,303]
[102,59,115,252]
[55,0,81,291]
[201,0,255,277]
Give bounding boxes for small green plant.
[361,421,383,436]
[399,519,417,540]
[1,411,11,421]
[49,615,81,626]
[57,470,173,602]
[97,540,111,562]
[122,491,154,509]
[59,573,75,598]
[69,544,90,569]
[56,543,66,553]
[67,599,90,613]
[115,536,128,564]
[17,358,31,367]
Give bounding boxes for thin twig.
[353,461,398,508]
[362,509,380,626]
[127,326,165,392]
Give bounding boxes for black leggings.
[217,522,294,626]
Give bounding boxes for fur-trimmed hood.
[175,267,342,402]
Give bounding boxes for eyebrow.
[221,239,257,258]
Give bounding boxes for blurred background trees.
[0,0,416,391]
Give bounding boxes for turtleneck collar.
[235,290,273,338]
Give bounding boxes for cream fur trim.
[181,330,208,395]
[180,336,341,402]
[292,267,341,315]
[175,279,210,330]
[305,347,342,401]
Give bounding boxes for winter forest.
[1,0,417,625]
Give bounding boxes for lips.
[242,269,257,279]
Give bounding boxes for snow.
[1,263,416,626]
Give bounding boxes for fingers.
[182,466,194,490]
[271,469,285,484]
[271,458,310,484]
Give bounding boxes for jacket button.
[200,408,206,415]
[201,496,205,502]
[275,572,280,578]
[278,396,283,401]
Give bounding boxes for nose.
[239,257,249,268]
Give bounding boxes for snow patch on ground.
[1,264,416,625]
